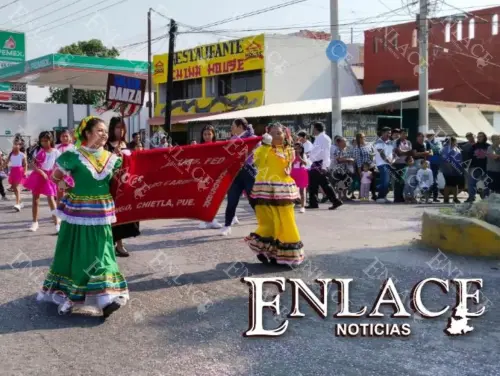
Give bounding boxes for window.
[158,79,202,103]
[493,14,499,35]
[412,29,417,47]
[172,78,202,100]
[469,18,475,39]
[373,37,380,53]
[205,70,263,97]
[205,76,217,97]
[456,20,462,41]
[445,23,451,42]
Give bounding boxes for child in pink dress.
[55,130,75,204]
[291,142,309,213]
[23,131,61,233]
[7,140,27,211]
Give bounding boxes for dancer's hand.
[39,170,48,180]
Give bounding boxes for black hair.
[294,142,305,159]
[108,117,126,143]
[233,118,249,130]
[37,131,55,151]
[297,131,307,138]
[381,127,391,133]
[392,128,401,134]
[477,132,488,143]
[416,132,424,139]
[58,129,71,143]
[82,117,106,142]
[200,125,216,144]
[132,132,139,138]
[313,122,325,133]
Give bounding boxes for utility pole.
[330,0,342,137]
[418,0,429,134]
[146,8,152,149]
[164,19,177,136]
[350,27,353,44]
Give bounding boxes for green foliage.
[45,39,119,105]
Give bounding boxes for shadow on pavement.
[0,295,103,335]
[0,257,52,271]
[127,262,285,293]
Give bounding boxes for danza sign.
[106,73,146,105]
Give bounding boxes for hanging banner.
[104,73,146,117]
[111,137,262,224]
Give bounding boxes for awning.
[181,89,443,123]
[148,113,220,126]
[0,53,148,90]
[430,101,496,137]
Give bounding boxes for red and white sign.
[111,137,261,224]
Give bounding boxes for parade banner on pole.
[103,73,146,117]
[111,137,262,224]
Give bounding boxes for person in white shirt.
[374,127,394,203]
[416,160,434,203]
[297,131,313,157]
[306,122,342,210]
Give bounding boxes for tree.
[45,39,120,105]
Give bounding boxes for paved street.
[0,194,499,376]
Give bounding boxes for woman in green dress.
[36,116,129,318]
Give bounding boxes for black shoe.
[102,297,125,319]
[257,254,269,264]
[453,199,461,204]
[305,205,319,209]
[433,199,440,203]
[329,201,343,210]
[269,258,278,265]
[115,247,130,257]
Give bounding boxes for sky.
[0,0,499,102]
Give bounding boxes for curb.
[421,211,500,257]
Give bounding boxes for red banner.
[111,137,261,224]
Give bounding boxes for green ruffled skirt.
[38,222,129,309]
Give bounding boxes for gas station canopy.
[0,53,149,90]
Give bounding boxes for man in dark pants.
[426,130,443,202]
[221,118,257,236]
[306,122,343,210]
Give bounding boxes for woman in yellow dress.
[245,123,304,266]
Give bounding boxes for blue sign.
[106,73,146,106]
[326,40,347,62]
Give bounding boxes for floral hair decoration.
[74,116,97,148]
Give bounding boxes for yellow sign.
[153,34,265,84]
[154,91,263,117]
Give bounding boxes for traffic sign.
[5,130,11,135]
[326,40,347,62]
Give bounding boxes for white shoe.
[29,222,39,232]
[299,207,305,213]
[209,219,223,229]
[13,204,21,212]
[221,226,231,236]
[231,216,240,225]
[55,222,61,233]
[198,221,209,229]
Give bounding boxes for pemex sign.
[0,31,25,66]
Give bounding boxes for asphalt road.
[0,195,499,376]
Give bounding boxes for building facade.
[151,33,362,143]
[364,6,500,105]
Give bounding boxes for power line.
[0,0,66,27]
[0,0,19,11]
[26,0,129,35]
[119,0,308,50]
[11,0,84,30]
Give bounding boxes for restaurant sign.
[153,34,265,83]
